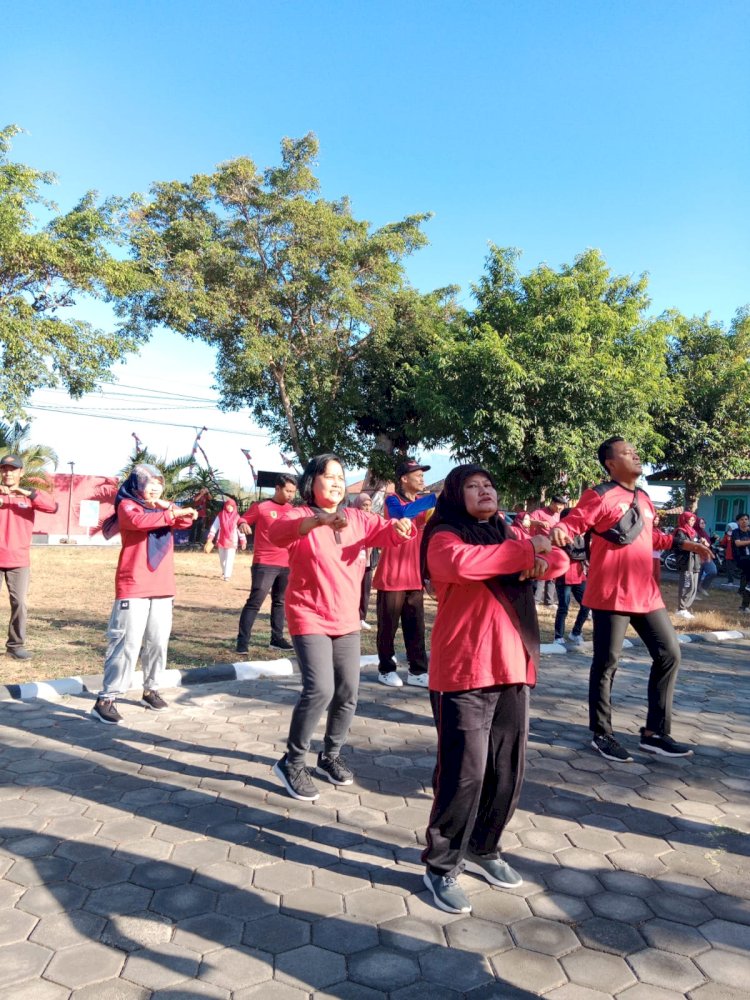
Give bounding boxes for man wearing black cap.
[373,458,436,688]
[0,455,58,660]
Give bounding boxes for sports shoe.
[378,671,403,688]
[142,690,168,711]
[269,638,294,652]
[591,733,634,762]
[422,870,472,913]
[272,755,320,801]
[740,607,750,615]
[406,672,429,688]
[698,587,710,597]
[91,698,122,725]
[464,853,523,888]
[675,609,695,619]
[360,619,372,631]
[7,647,32,660]
[567,632,583,646]
[639,729,693,757]
[552,637,566,647]
[316,752,354,785]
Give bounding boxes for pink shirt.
[267,507,411,635]
[240,499,292,567]
[115,501,194,599]
[427,530,570,692]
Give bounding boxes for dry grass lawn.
[1,547,747,687]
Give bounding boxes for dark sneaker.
[639,729,693,757]
[91,698,122,725]
[316,753,354,786]
[464,853,523,888]
[269,638,294,652]
[141,690,168,711]
[272,755,319,801]
[6,647,32,660]
[422,870,472,913]
[235,643,248,654]
[591,733,633,762]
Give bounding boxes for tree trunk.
[272,365,306,465]
[684,482,700,512]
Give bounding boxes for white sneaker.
[552,637,566,647]
[406,672,429,688]
[360,620,372,631]
[567,633,583,646]
[675,609,695,619]
[378,671,403,688]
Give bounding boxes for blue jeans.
[554,581,590,639]
[698,560,717,590]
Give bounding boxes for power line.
[26,404,269,437]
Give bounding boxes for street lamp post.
[65,462,75,542]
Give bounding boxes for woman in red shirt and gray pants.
[420,464,568,914]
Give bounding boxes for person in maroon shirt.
[551,437,701,762]
[0,454,58,660]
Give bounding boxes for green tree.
[651,307,750,510]
[418,246,668,504]
[120,133,429,466]
[0,420,58,492]
[0,125,147,418]
[118,448,210,501]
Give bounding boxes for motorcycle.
[661,540,726,576]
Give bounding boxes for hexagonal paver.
[275,944,347,990]
[281,887,344,920]
[150,884,217,920]
[444,916,512,953]
[577,917,647,956]
[379,915,445,953]
[698,917,750,952]
[346,888,407,923]
[172,912,244,953]
[491,947,567,993]
[641,918,712,957]
[510,916,579,957]
[561,947,636,993]
[85,882,154,916]
[130,861,192,889]
[648,892,712,926]
[528,891,592,923]
[97,819,156,843]
[349,947,420,990]
[313,864,371,895]
[253,863,312,894]
[171,839,230,867]
[101,912,174,952]
[7,857,73,887]
[70,856,135,889]
[198,945,272,990]
[0,907,38,943]
[242,913,310,954]
[17,882,89,916]
[420,947,493,991]
[30,909,106,949]
[588,891,653,923]
[217,888,278,922]
[545,868,602,897]
[628,947,705,993]
[123,943,201,990]
[45,940,124,989]
[0,940,53,987]
[312,915,379,955]
[4,980,70,1000]
[694,949,750,990]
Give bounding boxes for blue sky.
[3,1,749,489]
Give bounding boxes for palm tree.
[118,448,232,502]
[0,421,58,492]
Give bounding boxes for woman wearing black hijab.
[419,464,569,913]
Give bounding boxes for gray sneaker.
[464,853,523,888]
[273,755,320,801]
[422,870,472,913]
[316,752,354,785]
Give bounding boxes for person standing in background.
[204,498,246,581]
[351,492,378,630]
[529,495,567,606]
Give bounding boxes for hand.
[315,511,348,531]
[520,557,550,581]
[203,540,214,554]
[392,518,415,539]
[549,526,571,547]
[238,522,251,535]
[531,534,552,554]
[179,507,199,520]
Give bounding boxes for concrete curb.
[4,630,750,701]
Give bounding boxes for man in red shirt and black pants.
[236,475,297,653]
[552,437,701,762]
[0,455,58,660]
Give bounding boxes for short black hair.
[275,474,297,489]
[738,512,748,521]
[597,436,625,470]
[298,453,344,506]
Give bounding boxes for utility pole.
[65,462,75,541]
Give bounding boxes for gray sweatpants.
[100,597,173,697]
[1,566,30,651]
[286,632,361,766]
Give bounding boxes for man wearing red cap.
[0,455,58,660]
[374,458,436,688]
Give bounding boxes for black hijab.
[421,464,540,673]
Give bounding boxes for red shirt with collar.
[559,484,672,613]
[267,507,411,635]
[115,501,194,599]
[0,490,58,568]
[529,506,561,536]
[426,529,570,692]
[239,499,292,567]
[372,494,431,591]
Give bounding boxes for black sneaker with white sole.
[91,698,122,725]
[141,690,168,711]
[639,729,693,757]
[272,755,320,801]
[316,752,354,785]
[591,733,633,762]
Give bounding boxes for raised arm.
[427,531,537,584]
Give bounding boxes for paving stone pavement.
[0,640,749,999]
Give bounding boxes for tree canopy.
[0,125,147,419]
[120,133,430,467]
[417,246,669,503]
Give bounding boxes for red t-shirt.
[115,501,194,599]
[560,484,672,613]
[0,490,58,568]
[562,559,587,586]
[427,530,570,692]
[530,506,561,536]
[372,502,427,591]
[267,507,411,635]
[239,499,293,567]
